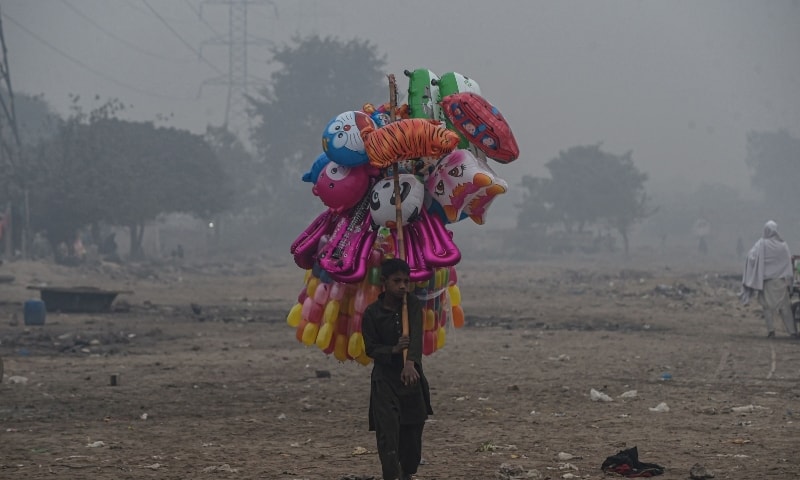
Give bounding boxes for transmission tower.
[199,0,274,141]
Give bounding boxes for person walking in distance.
[741,220,797,338]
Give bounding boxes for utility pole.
[199,0,273,143]
[0,7,27,259]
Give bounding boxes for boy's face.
[383,270,410,300]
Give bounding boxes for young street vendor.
[362,258,433,480]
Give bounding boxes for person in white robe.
[740,220,796,338]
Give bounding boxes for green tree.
[248,35,387,247]
[517,144,655,254]
[28,103,233,259]
[0,91,61,253]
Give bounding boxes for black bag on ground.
[601,446,665,477]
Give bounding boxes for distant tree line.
[1,31,798,262]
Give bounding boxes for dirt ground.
[1,252,799,480]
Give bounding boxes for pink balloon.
[408,209,461,268]
[291,209,337,269]
[312,162,374,213]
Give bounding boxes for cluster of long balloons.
[286,68,519,363]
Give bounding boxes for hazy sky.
[3,0,799,217]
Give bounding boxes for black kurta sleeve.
[362,303,396,365]
[406,294,423,365]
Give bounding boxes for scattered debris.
[548,354,570,361]
[731,404,768,414]
[202,464,238,473]
[7,375,28,385]
[649,402,670,413]
[590,388,613,402]
[555,452,579,461]
[351,446,368,455]
[497,462,542,479]
[689,463,715,479]
[86,441,106,448]
[619,390,638,399]
[315,370,331,378]
[477,441,517,452]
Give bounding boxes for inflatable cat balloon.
[312,161,377,213]
[322,111,376,167]
[425,149,507,224]
[461,172,508,225]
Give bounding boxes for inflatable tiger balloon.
[364,118,460,169]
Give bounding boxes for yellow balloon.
[323,300,340,324]
[306,277,319,299]
[347,332,364,358]
[286,303,303,327]
[424,308,436,331]
[435,268,446,289]
[448,285,461,306]
[301,322,319,346]
[355,353,372,366]
[333,334,348,362]
[436,326,446,349]
[315,322,334,349]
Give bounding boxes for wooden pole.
[387,74,410,362]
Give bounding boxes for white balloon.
[369,174,425,228]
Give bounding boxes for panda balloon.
[369,174,426,229]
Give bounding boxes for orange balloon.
[452,305,465,328]
[296,319,308,343]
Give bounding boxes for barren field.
[1,254,799,479]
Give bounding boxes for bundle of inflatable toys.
[286,69,519,364]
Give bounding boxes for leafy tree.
[516,175,555,229]
[746,130,800,220]
[205,125,257,212]
[248,35,387,247]
[28,102,233,259]
[517,144,655,254]
[0,91,61,252]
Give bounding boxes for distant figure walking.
[740,221,797,338]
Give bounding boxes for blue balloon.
[302,153,330,184]
[321,111,374,167]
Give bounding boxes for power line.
[141,0,225,75]
[183,0,222,37]
[0,12,192,101]
[61,0,190,63]
[200,0,273,138]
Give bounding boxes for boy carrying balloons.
[361,258,433,480]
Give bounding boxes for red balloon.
[440,92,519,163]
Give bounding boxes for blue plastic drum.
[24,299,46,326]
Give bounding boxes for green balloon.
[404,68,442,120]
[436,72,481,149]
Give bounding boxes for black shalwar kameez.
[362,293,433,480]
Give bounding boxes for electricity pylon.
[199,0,274,141]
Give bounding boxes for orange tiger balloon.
[363,118,460,169]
